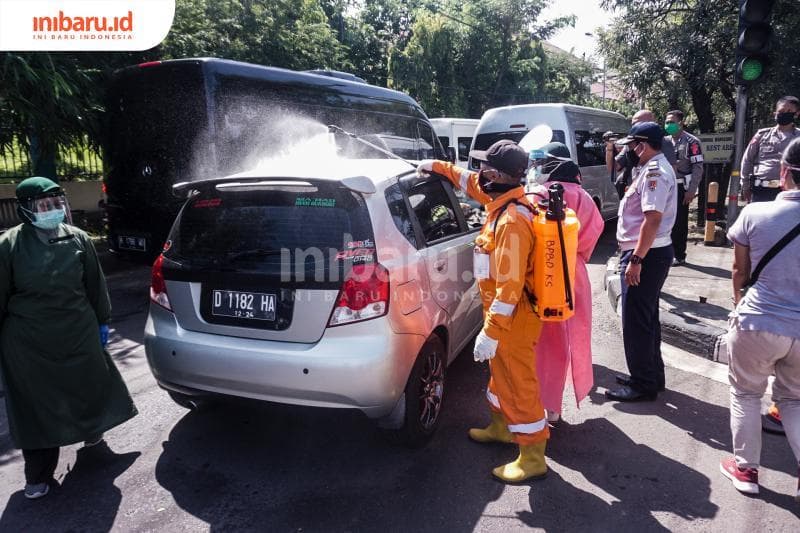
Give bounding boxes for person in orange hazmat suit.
[418,139,549,483]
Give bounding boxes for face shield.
[528,150,571,185]
[18,191,72,229]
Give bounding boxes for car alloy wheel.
[418,346,444,431]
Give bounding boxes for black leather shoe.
[615,375,666,392]
[605,385,657,402]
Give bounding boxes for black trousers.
[620,246,673,394]
[670,183,689,261]
[751,186,780,203]
[22,447,59,485]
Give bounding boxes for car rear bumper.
[144,304,425,418]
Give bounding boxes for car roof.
[227,158,416,184]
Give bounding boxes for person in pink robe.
[529,143,605,421]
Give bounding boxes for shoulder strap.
[748,220,800,286]
[491,199,524,233]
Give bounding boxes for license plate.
[212,290,276,321]
[118,235,147,251]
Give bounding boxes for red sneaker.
[720,457,759,494]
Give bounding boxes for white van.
[469,104,629,220]
[430,118,480,164]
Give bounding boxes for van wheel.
[384,335,446,447]
[167,390,212,411]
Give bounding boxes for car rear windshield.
[165,180,374,281]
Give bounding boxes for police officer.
[666,110,703,266]
[741,95,800,203]
[606,122,677,402]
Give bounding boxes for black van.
[103,58,445,258]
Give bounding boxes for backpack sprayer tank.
[531,183,579,322]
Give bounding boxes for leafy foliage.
[388,0,586,118]
[599,0,800,133]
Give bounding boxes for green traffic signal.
[739,57,764,81]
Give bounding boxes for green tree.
[389,0,578,118]
[0,52,151,178]
[598,0,800,133]
[159,0,349,70]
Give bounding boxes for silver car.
[144,159,483,446]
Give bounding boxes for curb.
[604,257,727,361]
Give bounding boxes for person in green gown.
[0,177,137,500]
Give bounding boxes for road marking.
[662,343,728,384]
[661,343,773,394]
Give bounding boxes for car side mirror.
[446,146,457,163]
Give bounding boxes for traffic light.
[735,0,774,85]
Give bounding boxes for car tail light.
[138,61,162,68]
[328,263,389,327]
[150,254,172,311]
[101,181,107,194]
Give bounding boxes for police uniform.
[741,125,800,202]
[616,152,676,395]
[669,131,703,262]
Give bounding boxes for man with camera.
[606,110,676,198]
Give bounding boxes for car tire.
[167,390,212,411]
[383,335,446,448]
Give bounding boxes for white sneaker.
[24,483,49,499]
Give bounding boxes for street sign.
[697,133,735,164]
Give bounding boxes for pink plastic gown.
[535,181,604,414]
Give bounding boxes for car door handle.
[433,259,447,272]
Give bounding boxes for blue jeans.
[620,246,673,393]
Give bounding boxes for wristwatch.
[630,254,643,265]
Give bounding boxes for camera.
[602,131,620,142]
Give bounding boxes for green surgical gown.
[0,223,137,449]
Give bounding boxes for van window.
[473,130,566,152]
[471,130,566,169]
[407,180,462,244]
[574,130,606,167]
[417,122,438,160]
[457,137,472,161]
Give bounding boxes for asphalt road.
[1,223,798,532]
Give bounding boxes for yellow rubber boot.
[492,441,548,483]
[468,411,514,444]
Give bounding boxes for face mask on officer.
[664,121,680,136]
[626,146,641,167]
[632,141,647,160]
[776,111,797,126]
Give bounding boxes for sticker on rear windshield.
[335,248,374,263]
[346,239,374,249]
[193,198,222,208]
[295,197,336,208]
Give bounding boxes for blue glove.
[99,324,110,347]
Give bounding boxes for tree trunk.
[690,87,715,133]
[29,132,58,181]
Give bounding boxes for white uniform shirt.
[616,152,677,251]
